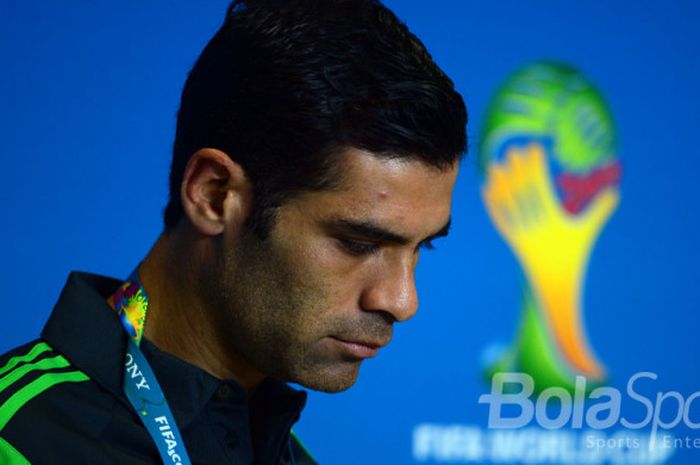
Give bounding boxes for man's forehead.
[301,149,457,240]
[332,147,459,191]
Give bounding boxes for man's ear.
[180,148,252,236]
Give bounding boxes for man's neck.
[137,230,264,393]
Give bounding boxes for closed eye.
[337,238,381,256]
[339,238,438,257]
[329,218,450,257]
[419,239,436,251]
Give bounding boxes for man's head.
[163,0,467,392]
[164,0,467,236]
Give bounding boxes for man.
[0,0,467,463]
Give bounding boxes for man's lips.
[331,336,390,359]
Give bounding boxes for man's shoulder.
[0,339,110,464]
[0,339,46,367]
[0,337,91,388]
[0,339,89,392]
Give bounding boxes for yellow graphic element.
[482,142,619,379]
[109,282,148,343]
[122,292,147,340]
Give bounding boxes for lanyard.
[110,275,192,465]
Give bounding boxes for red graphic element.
[558,162,621,214]
[111,282,140,307]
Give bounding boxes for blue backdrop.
[2,2,699,464]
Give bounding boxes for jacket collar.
[42,271,128,406]
[41,271,307,435]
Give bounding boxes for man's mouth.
[331,336,390,359]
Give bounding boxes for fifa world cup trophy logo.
[480,63,621,391]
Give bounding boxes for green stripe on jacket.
[0,343,52,378]
[0,435,31,464]
[0,370,90,431]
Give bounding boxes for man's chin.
[292,361,362,393]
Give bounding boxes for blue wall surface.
[2,2,699,464]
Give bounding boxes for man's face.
[210,148,459,392]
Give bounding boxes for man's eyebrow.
[326,218,451,245]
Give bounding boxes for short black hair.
[164,0,468,237]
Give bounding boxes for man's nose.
[359,259,418,323]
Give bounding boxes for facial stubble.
[203,229,363,392]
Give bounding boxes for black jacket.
[0,272,316,465]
